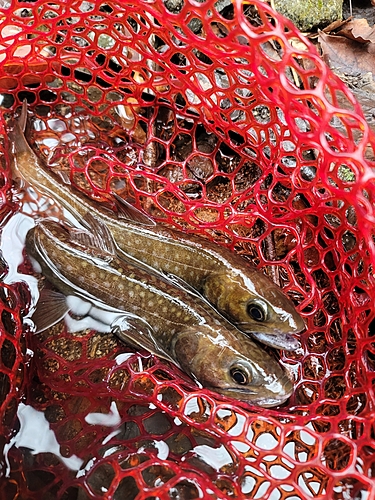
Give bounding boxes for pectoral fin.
[112,193,156,226]
[32,288,70,333]
[111,314,179,367]
[69,212,117,257]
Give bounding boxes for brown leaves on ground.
[338,18,375,43]
[318,19,375,77]
[316,18,375,157]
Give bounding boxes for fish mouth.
[236,309,306,334]
[208,372,294,407]
[250,331,301,351]
[237,322,304,335]
[207,385,292,408]
[235,324,301,351]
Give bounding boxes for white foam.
[102,429,122,446]
[28,255,42,274]
[192,444,233,471]
[66,295,92,316]
[102,444,122,457]
[89,306,125,325]
[1,212,39,310]
[153,440,169,460]
[138,440,169,461]
[76,458,96,478]
[64,295,131,333]
[66,295,127,327]
[64,313,111,333]
[4,403,84,476]
[115,352,134,365]
[85,401,121,427]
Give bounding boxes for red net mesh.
[1,0,375,498]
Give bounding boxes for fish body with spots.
[9,102,305,350]
[26,217,293,407]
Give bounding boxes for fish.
[9,101,305,351]
[25,214,293,407]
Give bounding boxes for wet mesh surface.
[1,0,375,498]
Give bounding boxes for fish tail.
[9,122,29,158]
[8,100,35,180]
[11,100,32,156]
[19,99,28,133]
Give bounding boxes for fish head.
[204,272,305,340]
[171,325,293,407]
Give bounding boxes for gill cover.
[203,271,304,350]
[171,326,293,407]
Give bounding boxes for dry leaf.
[322,18,352,35]
[338,18,375,44]
[318,30,375,77]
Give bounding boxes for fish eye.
[230,365,252,385]
[247,299,267,322]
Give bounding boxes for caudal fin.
[9,99,33,159]
[19,99,27,133]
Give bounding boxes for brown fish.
[26,215,293,407]
[10,101,305,351]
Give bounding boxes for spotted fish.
[26,215,293,407]
[10,101,305,351]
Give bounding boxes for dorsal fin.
[112,193,156,226]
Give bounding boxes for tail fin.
[9,99,34,162]
[19,99,28,133]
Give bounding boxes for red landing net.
[1,1,375,499]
